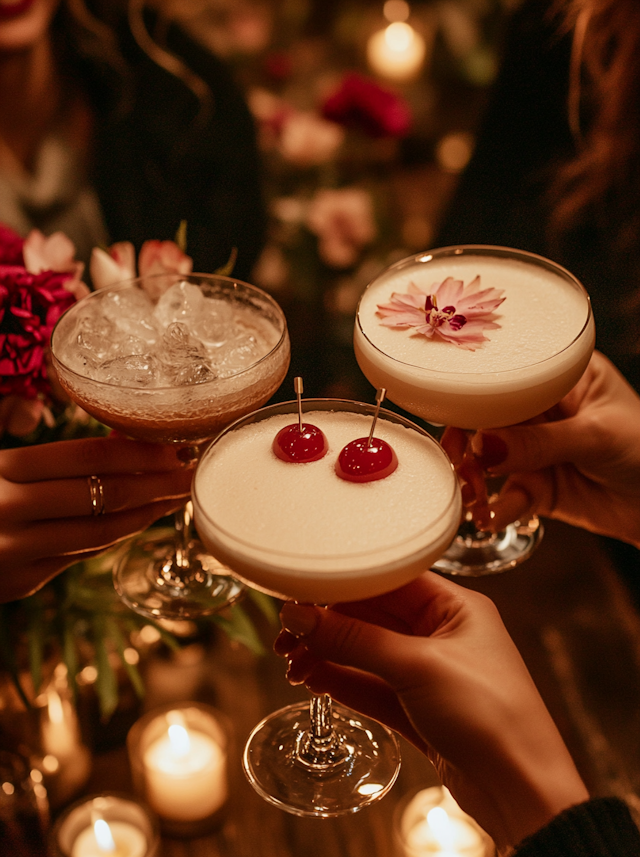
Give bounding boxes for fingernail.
[474,433,508,469]
[280,603,318,636]
[285,658,307,686]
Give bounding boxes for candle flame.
[94,818,117,853]
[385,21,414,53]
[427,806,454,849]
[168,723,191,757]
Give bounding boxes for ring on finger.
[87,475,106,516]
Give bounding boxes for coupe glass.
[51,272,290,619]
[192,398,461,816]
[354,245,595,576]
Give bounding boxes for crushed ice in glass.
[61,282,276,388]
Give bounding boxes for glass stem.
[174,501,192,571]
[296,693,348,769]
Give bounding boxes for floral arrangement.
[0,223,274,719]
[376,275,506,350]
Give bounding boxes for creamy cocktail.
[355,246,595,429]
[192,401,461,603]
[192,398,461,818]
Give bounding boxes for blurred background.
[170,0,519,401]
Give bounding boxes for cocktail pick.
[335,388,398,482]
[272,377,329,462]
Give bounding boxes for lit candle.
[51,795,159,857]
[134,706,228,824]
[396,787,490,857]
[367,21,426,81]
[71,817,147,857]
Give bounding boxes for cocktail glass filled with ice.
[354,245,595,575]
[192,397,461,816]
[51,273,290,619]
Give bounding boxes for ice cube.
[193,297,233,348]
[100,353,160,387]
[217,333,266,376]
[153,281,204,328]
[156,323,215,385]
[76,313,118,362]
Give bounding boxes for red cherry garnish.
[335,437,398,482]
[273,423,329,462]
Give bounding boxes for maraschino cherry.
[273,377,329,463]
[335,388,398,483]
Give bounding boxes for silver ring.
[88,475,105,516]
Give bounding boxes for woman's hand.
[0,436,193,601]
[276,573,588,852]
[442,351,640,547]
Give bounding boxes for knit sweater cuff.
[514,797,640,857]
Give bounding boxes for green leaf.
[0,605,31,709]
[214,603,266,656]
[24,595,45,694]
[215,246,237,277]
[62,614,79,702]
[245,588,279,626]
[92,616,119,720]
[175,220,188,252]
[108,618,145,700]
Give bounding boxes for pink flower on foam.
[376,276,505,350]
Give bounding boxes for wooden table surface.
[78,520,640,855]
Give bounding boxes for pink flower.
[278,111,344,166]
[376,276,506,350]
[90,241,137,290]
[306,188,377,269]
[322,73,412,139]
[138,239,193,300]
[23,229,89,301]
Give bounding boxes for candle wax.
[70,821,147,857]
[142,727,227,822]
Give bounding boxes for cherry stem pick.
[367,388,386,447]
[295,376,304,432]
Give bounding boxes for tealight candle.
[127,702,229,837]
[50,794,159,857]
[367,21,426,81]
[395,787,492,857]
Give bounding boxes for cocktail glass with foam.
[354,245,595,575]
[192,398,461,816]
[51,272,290,619]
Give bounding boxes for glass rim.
[50,272,289,393]
[355,244,594,378]
[192,397,460,568]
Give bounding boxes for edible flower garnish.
[376,276,505,350]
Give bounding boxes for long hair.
[549,0,640,245]
[59,0,212,119]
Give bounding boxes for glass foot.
[243,701,400,817]
[113,527,245,620]
[432,513,544,576]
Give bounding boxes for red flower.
[0,265,77,399]
[321,73,412,138]
[0,223,25,266]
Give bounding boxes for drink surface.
[355,252,595,428]
[52,279,290,443]
[193,408,461,602]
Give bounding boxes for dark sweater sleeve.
[513,798,640,857]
